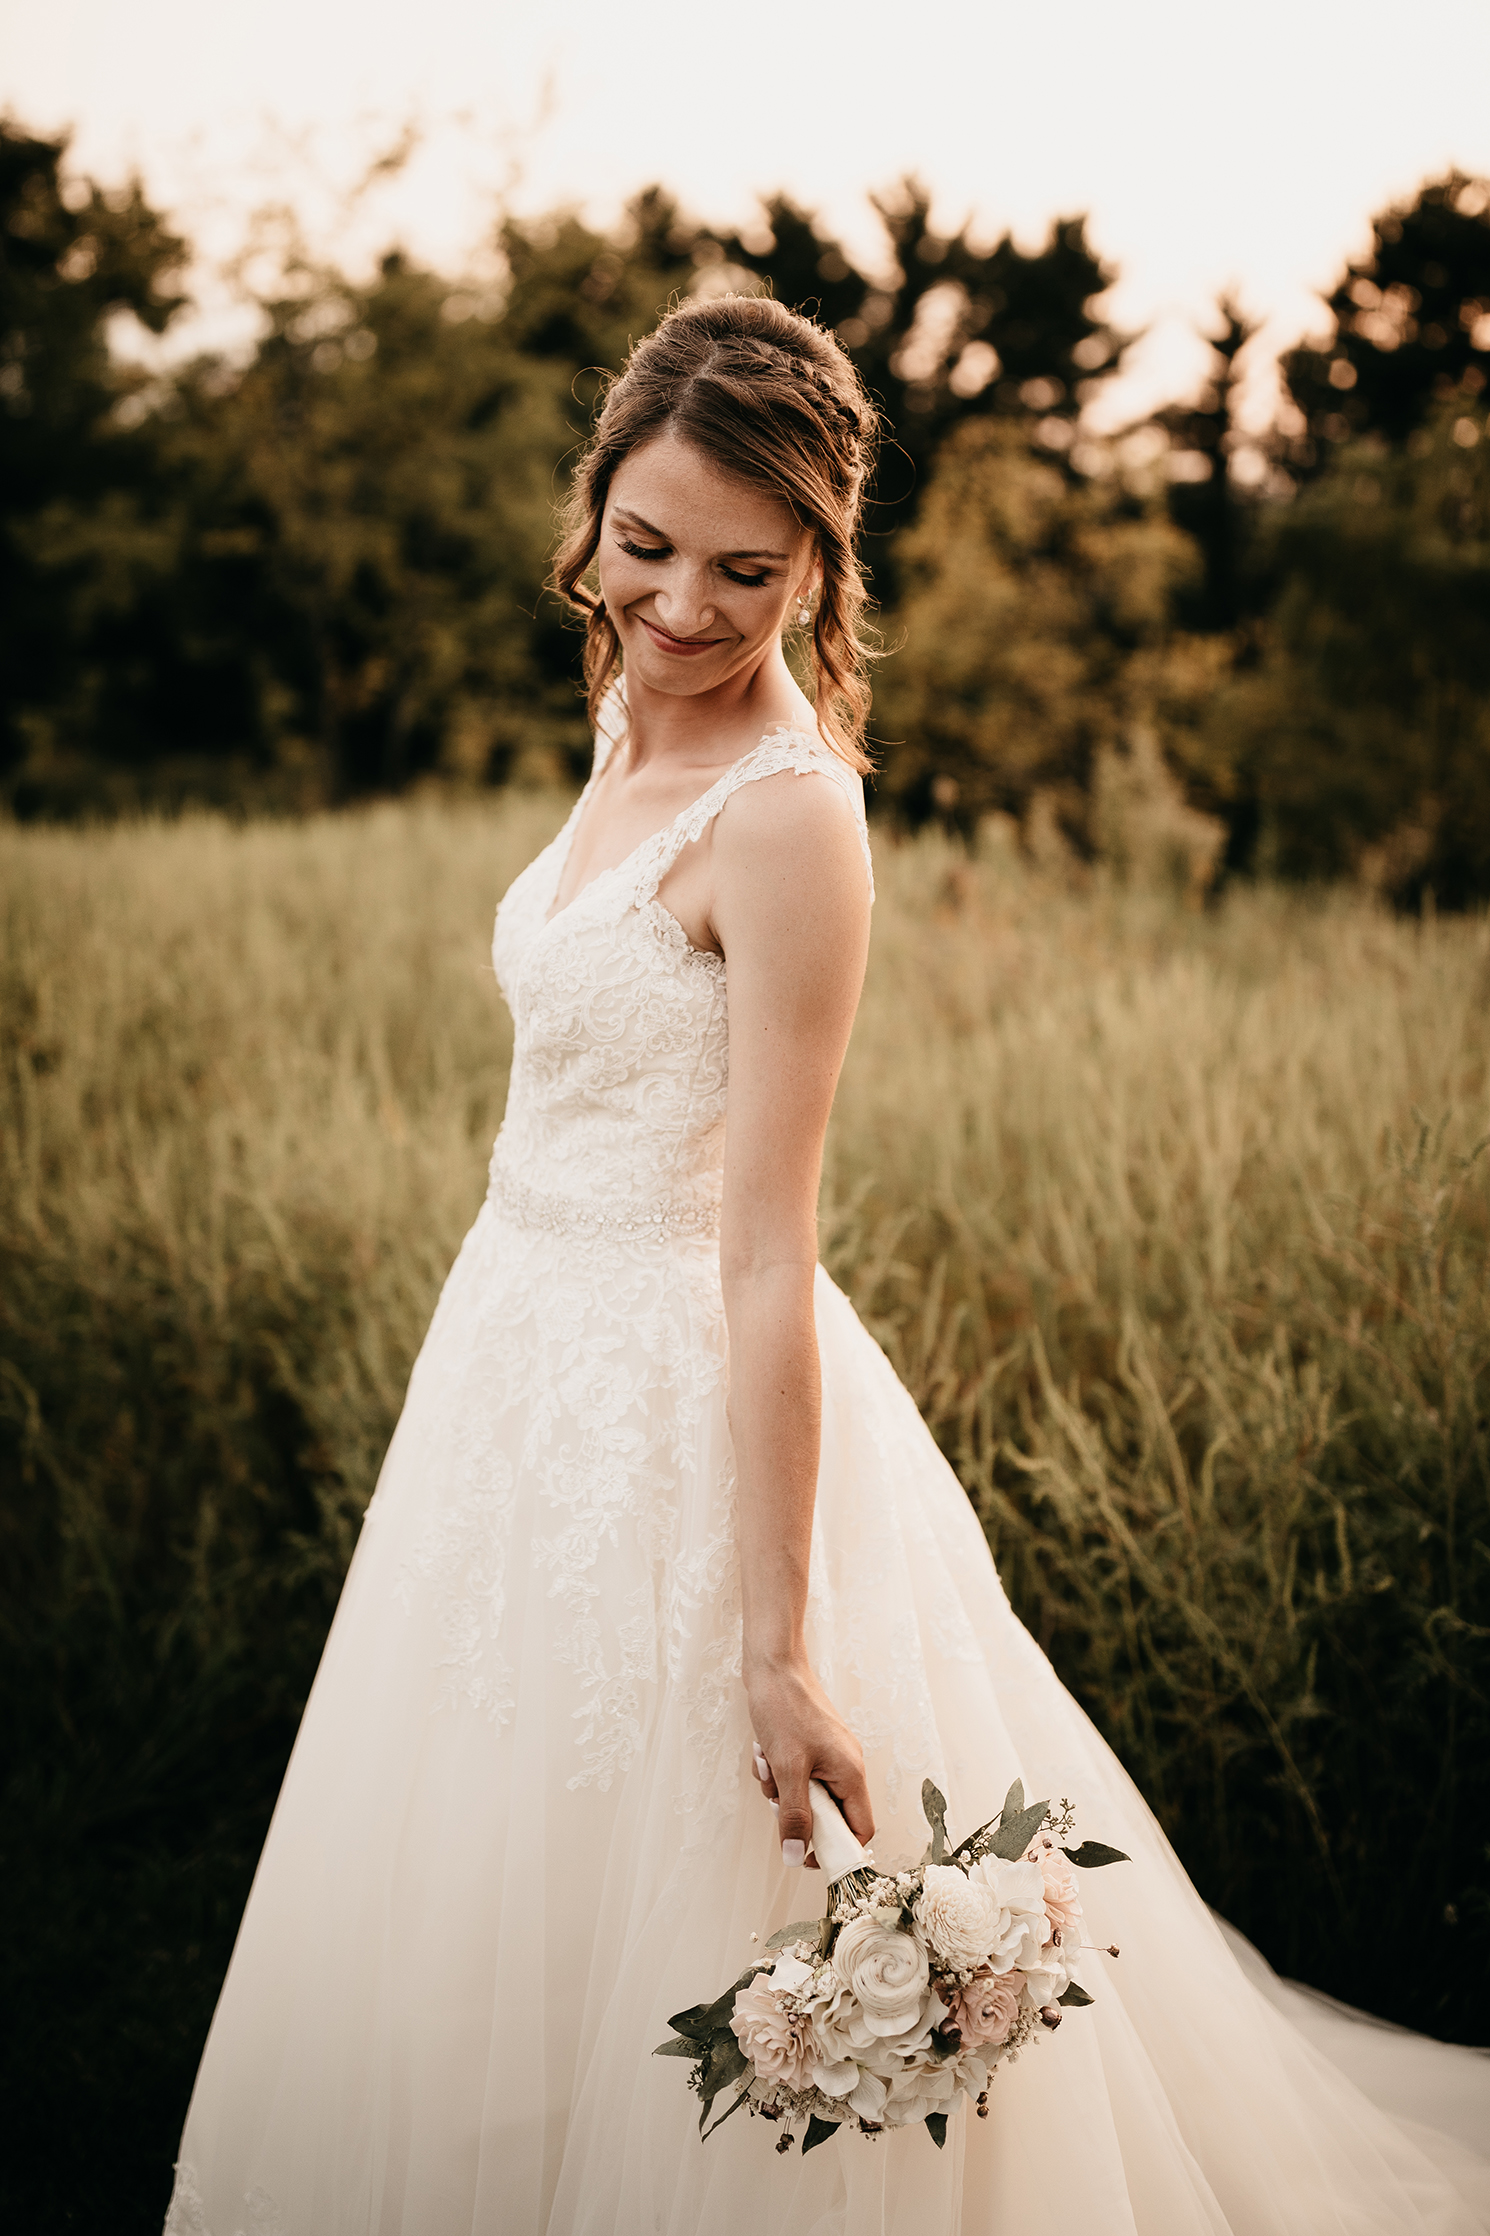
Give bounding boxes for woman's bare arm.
[708,770,874,1867]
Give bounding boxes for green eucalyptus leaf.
[989,1799,1050,1860]
[1002,1778,1025,1820]
[802,2114,842,2154]
[767,1919,825,1952]
[701,2083,753,2141]
[925,2111,949,2149]
[653,2035,699,2058]
[1058,1980,1095,2007]
[696,2031,749,2125]
[1063,1841,1131,1869]
[677,1965,757,2045]
[666,2002,715,2040]
[922,1779,949,1864]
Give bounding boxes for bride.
[165,296,1489,2235]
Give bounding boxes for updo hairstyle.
[552,294,879,773]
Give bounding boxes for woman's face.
[596,428,815,701]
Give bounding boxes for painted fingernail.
[782,1839,805,1869]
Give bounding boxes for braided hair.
[551,294,880,772]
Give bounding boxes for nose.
[654,564,716,637]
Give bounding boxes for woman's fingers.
[773,1761,814,1869]
[834,1764,875,1849]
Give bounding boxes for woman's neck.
[618,645,815,773]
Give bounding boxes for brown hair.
[550,294,879,773]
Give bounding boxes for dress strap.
[634,726,875,904]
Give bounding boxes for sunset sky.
[6,0,1489,431]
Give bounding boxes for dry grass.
[2,797,1488,2226]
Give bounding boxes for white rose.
[966,1856,1048,1974]
[915,1864,1000,1973]
[830,1907,931,2038]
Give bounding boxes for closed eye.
[617,537,772,589]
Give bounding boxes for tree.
[1283,174,1490,466]
[870,417,1225,839]
[1156,296,1260,632]
[0,121,186,778]
[1213,400,1490,902]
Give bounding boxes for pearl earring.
[796,593,814,629]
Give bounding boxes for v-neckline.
[541,724,811,930]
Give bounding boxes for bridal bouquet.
[655,1774,1127,2153]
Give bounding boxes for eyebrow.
[613,507,789,561]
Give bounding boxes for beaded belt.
[486,1166,721,1245]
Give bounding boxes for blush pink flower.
[729,1976,818,2090]
[950,1967,1026,2049]
[1030,1838,1083,1948]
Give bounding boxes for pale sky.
[5,0,1489,434]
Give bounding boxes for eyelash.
[617,537,772,589]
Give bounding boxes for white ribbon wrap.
[807,1779,871,1880]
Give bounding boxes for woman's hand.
[746,1654,874,1869]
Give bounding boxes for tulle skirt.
[166,1209,1490,2234]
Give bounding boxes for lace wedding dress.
[166,724,1490,2236]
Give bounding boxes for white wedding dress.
[166,722,1490,2236]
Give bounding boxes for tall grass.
[2,800,1488,2228]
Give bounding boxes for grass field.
[3,797,1488,2229]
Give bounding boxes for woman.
[165,296,1489,2235]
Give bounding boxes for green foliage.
[8,243,597,810]
[0,121,188,782]
[870,418,1223,842]
[1156,297,1260,632]
[1283,173,1490,462]
[1216,400,1490,901]
[1,144,1135,810]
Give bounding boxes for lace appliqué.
[165,2162,287,2236]
[382,726,872,1805]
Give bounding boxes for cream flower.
[813,2054,891,2123]
[966,1856,1048,1974]
[829,1907,932,2038]
[1022,1942,1077,2010]
[915,1864,1001,1974]
[949,1966,1025,2048]
[729,1975,818,2090]
[880,2054,961,2128]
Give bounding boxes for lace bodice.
[487,721,873,1243]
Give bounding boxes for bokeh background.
[3,4,1489,2226]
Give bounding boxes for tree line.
[2,119,1488,899]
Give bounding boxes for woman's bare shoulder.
[709,762,870,962]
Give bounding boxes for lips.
[639,616,724,657]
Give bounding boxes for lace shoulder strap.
[635,726,875,903]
